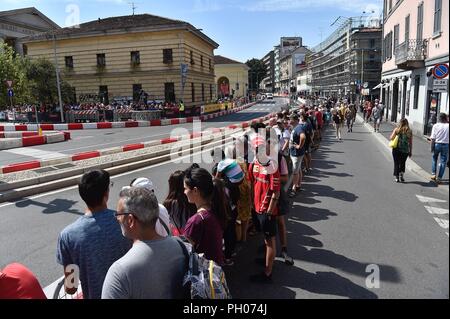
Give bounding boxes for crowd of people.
[1,95,448,299]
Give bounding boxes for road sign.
[433,63,449,79]
[6,80,13,88]
[363,82,369,89]
[433,79,448,93]
[7,88,14,97]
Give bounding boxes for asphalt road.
[0,107,448,299]
[0,99,285,167]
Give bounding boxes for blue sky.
[2,0,382,62]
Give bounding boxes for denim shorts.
[291,155,304,174]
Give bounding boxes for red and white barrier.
[0,103,257,132]
[0,132,71,152]
[0,109,274,175]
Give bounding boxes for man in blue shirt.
[289,115,306,198]
[57,169,132,299]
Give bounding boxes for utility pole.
[129,2,137,15]
[53,32,64,123]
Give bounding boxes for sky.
[1,0,382,62]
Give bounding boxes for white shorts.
[291,155,304,174]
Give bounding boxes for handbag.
[389,135,399,148]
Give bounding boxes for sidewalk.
[360,114,449,189]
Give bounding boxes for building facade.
[274,45,281,93]
[0,7,59,55]
[381,0,449,136]
[274,37,303,94]
[261,50,275,93]
[296,66,312,95]
[21,14,219,108]
[214,55,249,99]
[280,46,309,94]
[309,17,382,102]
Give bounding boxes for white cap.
[131,177,156,192]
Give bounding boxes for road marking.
[424,206,449,215]
[416,195,448,204]
[3,148,67,160]
[416,195,449,235]
[433,217,449,230]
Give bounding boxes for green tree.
[27,57,75,106]
[246,58,267,93]
[0,43,33,109]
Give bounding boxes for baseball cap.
[122,177,156,192]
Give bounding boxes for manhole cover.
[54,163,76,169]
[34,167,58,174]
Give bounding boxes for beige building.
[0,7,59,55]
[382,0,449,136]
[214,55,249,99]
[20,14,219,108]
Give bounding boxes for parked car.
[266,93,274,100]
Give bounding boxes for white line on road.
[416,195,448,204]
[424,206,449,215]
[433,217,449,230]
[2,148,67,160]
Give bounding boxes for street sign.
[6,80,13,88]
[363,82,369,89]
[433,79,448,93]
[7,88,14,97]
[432,63,449,79]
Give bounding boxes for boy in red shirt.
[248,135,281,283]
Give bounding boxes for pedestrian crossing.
[416,195,449,237]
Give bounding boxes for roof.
[0,7,60,30]
[214,55,245,65]
[21,13,219,48]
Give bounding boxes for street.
[0,106,447,299]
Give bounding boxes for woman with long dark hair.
[183,168,230,265]
[163,171,196,236]
[390,118,413,183]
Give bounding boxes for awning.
[372,83,382,90]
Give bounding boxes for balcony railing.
[395,39,428,70]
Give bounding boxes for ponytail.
[212,178,230,230]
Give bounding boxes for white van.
[266,93,274,100]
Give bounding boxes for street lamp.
[52,32,64,123]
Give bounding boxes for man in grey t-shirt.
[102,187,186,299]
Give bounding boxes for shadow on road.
[15,198,82,215]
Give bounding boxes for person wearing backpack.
[102,187,185,299]
[390,118,413,183]
[332,108,343,140]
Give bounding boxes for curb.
[0,131,71,152]
[357,114,449,195]
[0,103,258,132]
[0,112,276,175]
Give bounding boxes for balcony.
[395,39,428,70]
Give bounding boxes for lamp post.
[52,32,64,123]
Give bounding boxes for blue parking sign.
[7,89,14,97]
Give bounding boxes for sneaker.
[289,190,297,198]
[436,178,442,185]
[394,178,400,183]
[399,173,405,183]
[430,175,437,181]
[281,251,294,266]
[249,272,272,284]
